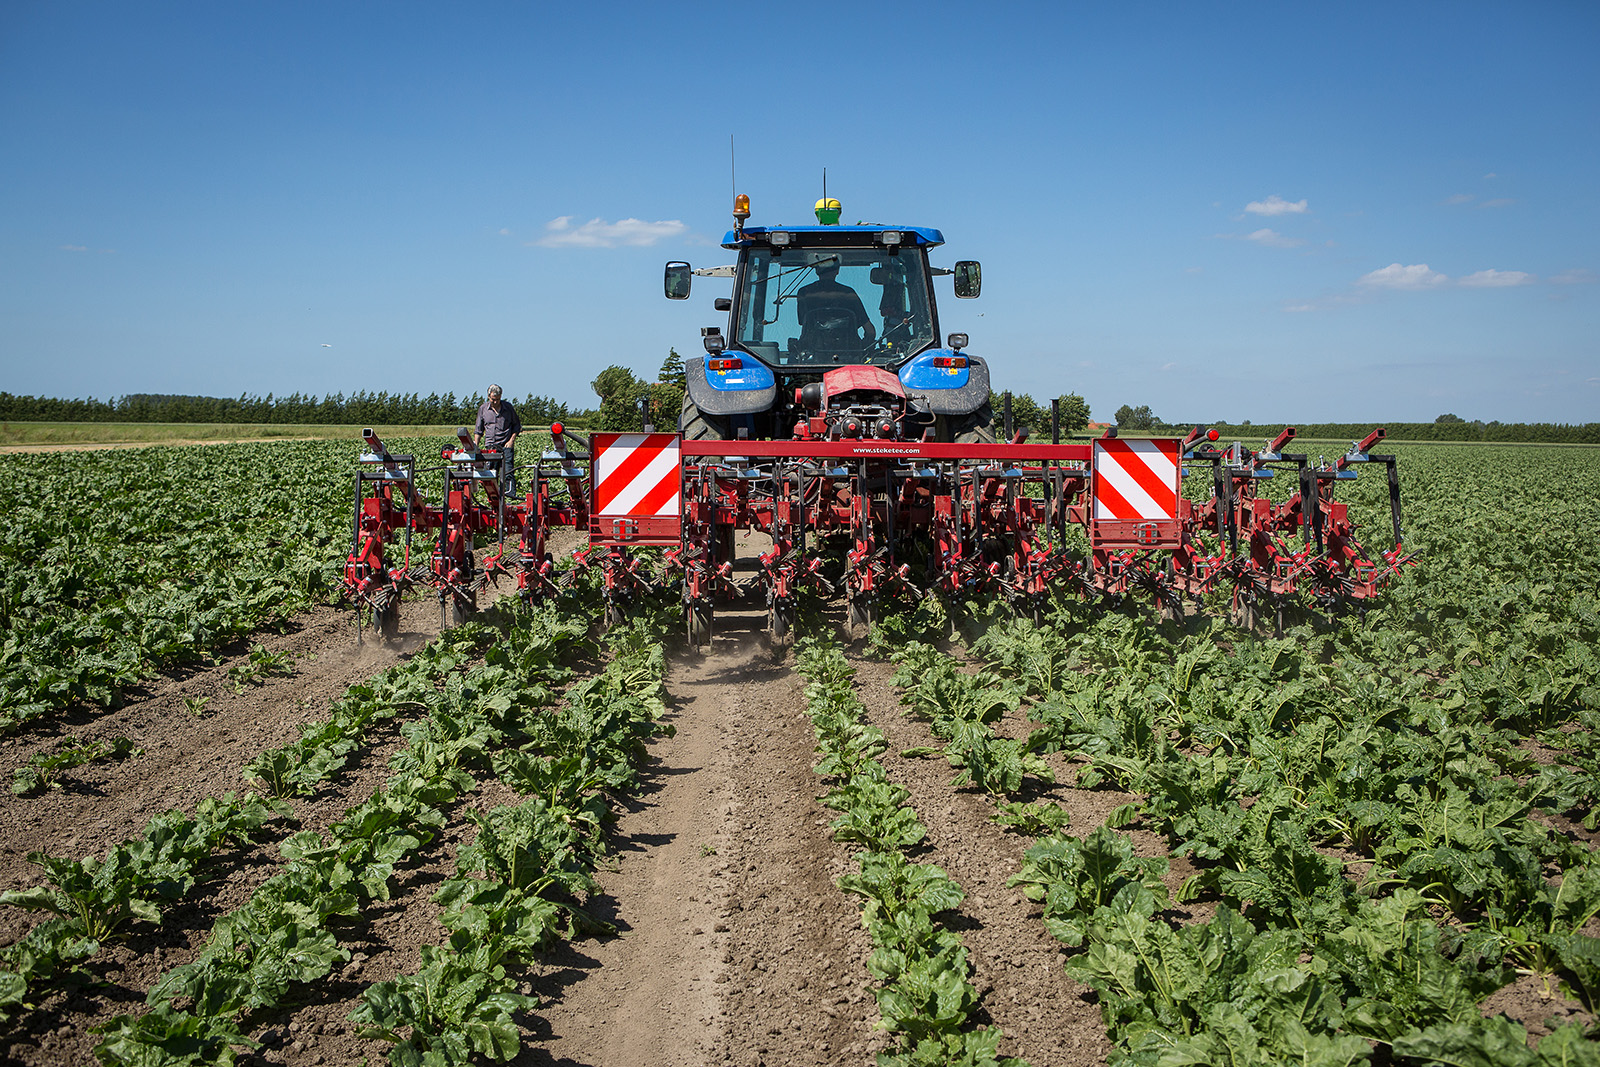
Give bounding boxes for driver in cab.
[797,257,876,351]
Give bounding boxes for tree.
[1055,393,1091,436]
[987,391,1089,438]
[992,391,1044,439]
[1114,404,1159,432]
[650,348,686,431]
[591,365,650,431]
[1436,413,1466,424]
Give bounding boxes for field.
[0,437,1597,1067]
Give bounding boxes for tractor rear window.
[734,247,934,367]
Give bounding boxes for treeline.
[1168,419,1600,445]
[0,391,593,427]
[1106,403,1600,445]
[5,385,1597,444]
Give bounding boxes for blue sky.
[2,1,1596,425]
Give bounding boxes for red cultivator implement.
[343,427,560,642]
[1171,425,1412,628]
[340,412,1412,645]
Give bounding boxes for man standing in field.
[474,384,522,494]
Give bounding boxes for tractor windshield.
[734,247,935,367]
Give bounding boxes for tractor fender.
[685,354,778,416]
[899,351,990,415]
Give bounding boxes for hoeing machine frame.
[340,417,1413,645]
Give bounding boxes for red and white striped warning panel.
[1090,438,1182,548]
[590,432,683,543]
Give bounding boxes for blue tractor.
[664,195,997,444]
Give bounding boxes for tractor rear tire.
[942,401,997,444]
[681,395,729,441]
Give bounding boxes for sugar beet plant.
[795,628,1027,1067]
[873,443,1600,1064]
[0,441,357,733]
[352,621,673,1066]
[91,598,673,1066]
[0,793,290,1029]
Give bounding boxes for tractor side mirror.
[953,261,981,298]
[714,297,732,312]
[664,261,692,300]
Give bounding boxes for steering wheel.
[802,307,862,334]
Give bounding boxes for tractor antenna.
[730,135,737,199]
[822,167,827,201]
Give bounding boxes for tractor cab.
[730,229,943,368]
[665,195,991,442]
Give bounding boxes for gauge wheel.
[1229,590,1257,631]
[846,593,873,638]
[374,597,401,642]
[686,600,713,649]
[449,590,477,628]
[768,600,796,649]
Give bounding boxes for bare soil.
[0,556,1589,1064]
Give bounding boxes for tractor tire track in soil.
[527,622,882,1067]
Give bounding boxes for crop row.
[864,589,1599,1063]
[2,577,676,1065]
[794,626,1026,1067]
[0,609,525,1024]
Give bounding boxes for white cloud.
[1478,198,1515,209]
[60,244,87,252]
[1283,303,1318,313]
[1244,195,1308,216]
[1358,263,1449,289]
[1160,361,1177,371]
[1459,269,1534,288]
[1244,228,1304,249]
[533,216,688,249]
[498,228,511,236]
[1551,268,1596,285]
[1443,193,1475,206]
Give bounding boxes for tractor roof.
[721,225,944,251]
